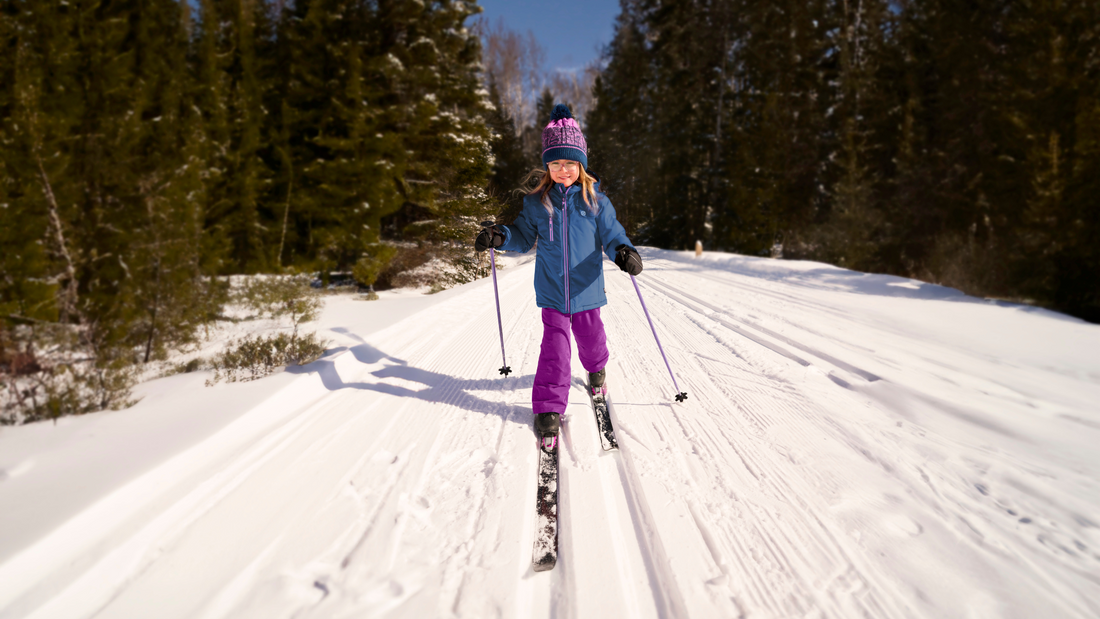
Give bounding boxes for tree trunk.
[35,154,79,323]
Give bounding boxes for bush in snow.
[1,322,137,425]
[352,245,399,299]
[235,275,322,331]
[205,275,327,385]
[206,332,326,385]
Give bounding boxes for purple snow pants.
[532,307,609,415]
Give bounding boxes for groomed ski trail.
[1,249,1098,619]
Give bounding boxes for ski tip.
[499,366,512,376]
[675,392,688,402]
[533,555,557,572]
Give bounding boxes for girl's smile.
[547,160,580,187]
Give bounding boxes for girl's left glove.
[475,224,506,252]
[614,244,643,275]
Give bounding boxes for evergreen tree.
[194,0,273,274]
[587,0,1098,321]
[379,0,495,271]
[716,0,833,257]
[819,0,891,270]
[276,0,491,275]
[0,0,53,338]
[643,0,739,249]
[586,0,656,235]
[128,0,210,363]
[528,87,556,164]
[276,0,404,273]
[2,0,216,419]
[1008,0,1100,319]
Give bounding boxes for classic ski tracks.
[642,272,883,387]
[603,266,909,617]
[307,276,544,616]
[16,255,1098,618]
[238,264,901,617]
[601,397,692,618]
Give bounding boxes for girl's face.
[547,160,580,187]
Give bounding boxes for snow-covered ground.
[1,248,1098,619]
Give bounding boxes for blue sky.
[475,0,621,71]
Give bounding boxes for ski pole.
[631,274,687,402]
[483,221,511,376]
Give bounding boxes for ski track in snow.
[1,249,1099,618]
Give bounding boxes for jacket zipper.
[548,212,553,242]
[562,186,570,312]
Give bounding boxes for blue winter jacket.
[499,180,634,314]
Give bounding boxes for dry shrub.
[236,275,321,327]
[923,232,1007,298]
[206,332,327,385]
[205,275,328,385]
[2,323,137,425]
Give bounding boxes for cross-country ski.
[531,435,560,572]
[587,369,618,452]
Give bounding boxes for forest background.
[1,0,1097,422]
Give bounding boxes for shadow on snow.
[289,328,534,424]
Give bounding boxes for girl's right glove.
[475,224,506,252]
[614,244,643,275]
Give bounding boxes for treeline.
[588,0,1100,321]
[0,0,493,420]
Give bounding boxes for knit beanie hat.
[542,104,588,169]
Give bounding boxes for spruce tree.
[0,0,59,334]
[2,0,217,419]
[586,1,656,236]
[821,0,891,270]
[378,0,494,280]
[1009,0,1100,319]
[279,0,407,272]
[276,0,492,277]
[128,0,210,363]
[194,0,272,274]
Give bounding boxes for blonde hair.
[523,164,599,213]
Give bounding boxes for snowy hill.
[1,248,1098,619]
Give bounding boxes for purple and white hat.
[542,104,588,169]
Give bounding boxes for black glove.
[614,244,643,275]
[475,222,506,252]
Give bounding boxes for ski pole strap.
[631,275,687,401]
[490,247,511,376]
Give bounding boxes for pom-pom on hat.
[542,104,588,169]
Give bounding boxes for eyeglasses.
[548,161,579,172]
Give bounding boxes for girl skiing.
[475,104,643,440]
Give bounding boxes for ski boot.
[535,412,560,450]
[535,412,561,437]
[588,368,606,395]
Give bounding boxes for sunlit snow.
[1,248,1097,618]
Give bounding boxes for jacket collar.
[550,182,579,203]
